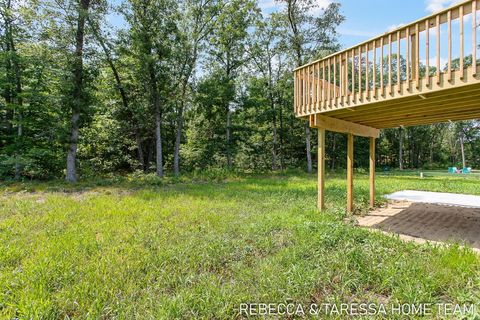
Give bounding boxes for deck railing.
[294,0,480,117]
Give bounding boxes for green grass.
[0,171,479,319]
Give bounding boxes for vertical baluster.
[308,65,312,113]
[351,49,355,98]
[313,63,317,111]
[460,4,464,78]
[333,55,337,104]
[397,30,401,92]
[327,58,331,107]
[302,67,306,114]
[389,34,392,94]
[373,40,377,97]
[436,14,441,84]
[339,55,343,102]
[322,60,326,109]
[406,27,410,83]
[344,54,347,100]
[318,62,322,108]
[473,0,477,76]
[294,71,297,114]
[365,43,369,98]
[447,10,452,81]
[294,70,300,115]
[358,46,362,99]
[380,37,384,96]
[415,23,419,87]
[426,19,430,86]
[315,63,319,111]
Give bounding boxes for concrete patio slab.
[385,190,480,208]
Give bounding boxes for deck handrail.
[294,0,479,117]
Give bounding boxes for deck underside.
[322,80,480,128]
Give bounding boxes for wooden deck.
[294,0,480,129]
[295,0,480,212]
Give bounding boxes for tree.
[207,0,258,169]
[65,0,92,182]
[171,0,221,175]
[279,0,344,173]
[125,0,178,177]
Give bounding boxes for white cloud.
[425,0,463,13]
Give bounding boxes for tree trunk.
[226,106,232,168]
[173,81,188,175]
[460,134,466,168]
[279,101,285,170]
[399,127,404,170]
[134,125,145,171]
[66,0,90,182]
[155,102,163,177]
[305,123,312,173]
[330,133,336,170]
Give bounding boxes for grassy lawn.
[0,171,479,318]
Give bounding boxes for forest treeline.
[0,0,478,181]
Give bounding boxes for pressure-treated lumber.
[369,137,375,208]
[294,0,480,120]
[318,128,325,210]
[347,133,354,213]
[310,114,380,138]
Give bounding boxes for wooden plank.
[406,27,410,83]
[337,102,480,127]
[473,0,477,76]
[318,128,326,210]
[426,19,430,86]
[415,23,420,87]
[366,43,369,97]
[358,46,362,98]
[347,133,354,213]
[448,10,452,81]
[389,34,392,94]
[397,30,401,92]
[380,37,384,95]
[369,137,375,208]
[351,49,355,98]
[334,94,480,122]
[460,4,464,77]
[322,60,326,110]
[437,14,441,84]
[365,108,480,127]
[373,40,377,97]
[311,114,380,138]
[333,55,337,101]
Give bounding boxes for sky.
[109,0,463,49]
[258,0,464,49]
[107,0,467,63]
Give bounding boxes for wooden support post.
[347,133,354,212]
[318,128,325,210]
[369,137,376,208]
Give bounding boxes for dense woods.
[0,0,479,181]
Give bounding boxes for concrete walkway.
[385,190,480,208]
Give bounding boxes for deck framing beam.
[310,114,380,138]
